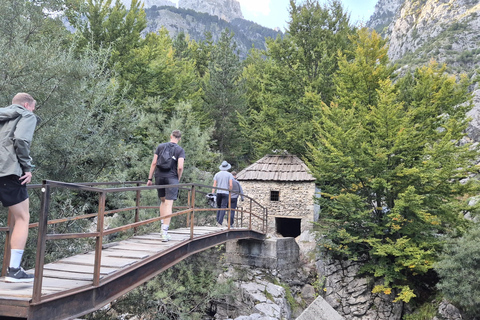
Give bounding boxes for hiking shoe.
[161,233,171,242]
[5,267,34,283]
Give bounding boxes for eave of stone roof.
[237,154,316,182]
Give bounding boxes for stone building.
[237,154,317,237]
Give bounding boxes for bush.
[435,223,480,316]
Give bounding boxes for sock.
[10,249,24,269]
[162,224,169,234]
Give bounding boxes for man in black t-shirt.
[147,130,185,242]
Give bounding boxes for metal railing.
[0,180,267,304]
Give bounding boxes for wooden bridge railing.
[0,180,267,305]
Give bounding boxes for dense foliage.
[307,28,479,302]
[240,0,355,158]
[435,224,480,316]
[84,247,233,320]
[0,0,479,317]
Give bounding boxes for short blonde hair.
[12,93,35,106]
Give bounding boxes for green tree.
[119,29,203,110]
[334,28,395,109]
[241,0,355,159]
[0,0,135,183]
[435,223,480,316]
[203,29,247,165]
[0,0,139,270]
[71,0,147,68]
[308,33,478,303]
[287,0,354,103]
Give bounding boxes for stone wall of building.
[239,181,316,233]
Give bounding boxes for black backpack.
[156,143,176,172]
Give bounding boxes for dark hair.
[232,171,237,176]
[172,130,182,139]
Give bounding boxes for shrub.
[435,223,480,316]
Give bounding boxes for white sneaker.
[161,233,171,242]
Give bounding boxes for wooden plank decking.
[0,226,264,320]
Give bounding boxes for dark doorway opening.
[276,217,301,238]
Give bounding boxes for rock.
[296,296,345,320]
[437,299,463,320]
[254,303,281,318]
[317,258,404,320]
[301,284,316,302]
[179,0,243,21]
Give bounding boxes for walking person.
[0,93,38,282]
[147,130,185,242]
[229,171,244,228]
[212,161,233,227]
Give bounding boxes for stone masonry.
[240,180,316,234]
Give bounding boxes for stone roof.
[237,154,316,182]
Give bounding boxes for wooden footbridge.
[0,180,267,320]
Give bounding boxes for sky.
[237,0,378,31]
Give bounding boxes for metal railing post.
[186,190,191,228]
[1,212,13,277]
[227,191,231,229]
[249,199,252,230]
[93,191,106,287]
[134,182,140,235]
[32,181,50,303]
[240,206,244,229]
[189,186,195,240]
[264,208,268,234]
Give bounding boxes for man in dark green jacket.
[0,93,37,283]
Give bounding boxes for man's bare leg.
[160,198,173,241]
[5,198,34,282]
[9,199,30,250]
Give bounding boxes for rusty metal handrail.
[1,179,267,304]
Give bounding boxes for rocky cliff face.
[385,0,480,63]
[121,0,175,9]
[144,6,280,59]
[123,0,243,22]
[179,0,243,21]
[368,0,480,142]
[368,0,480,68]
[367,0,404,35]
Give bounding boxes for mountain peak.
[178,0,243,21]
[122,0,243,22]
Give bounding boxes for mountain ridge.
[143,5,281,59]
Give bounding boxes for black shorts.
[155,176,179,200]
[0,175,29,207]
